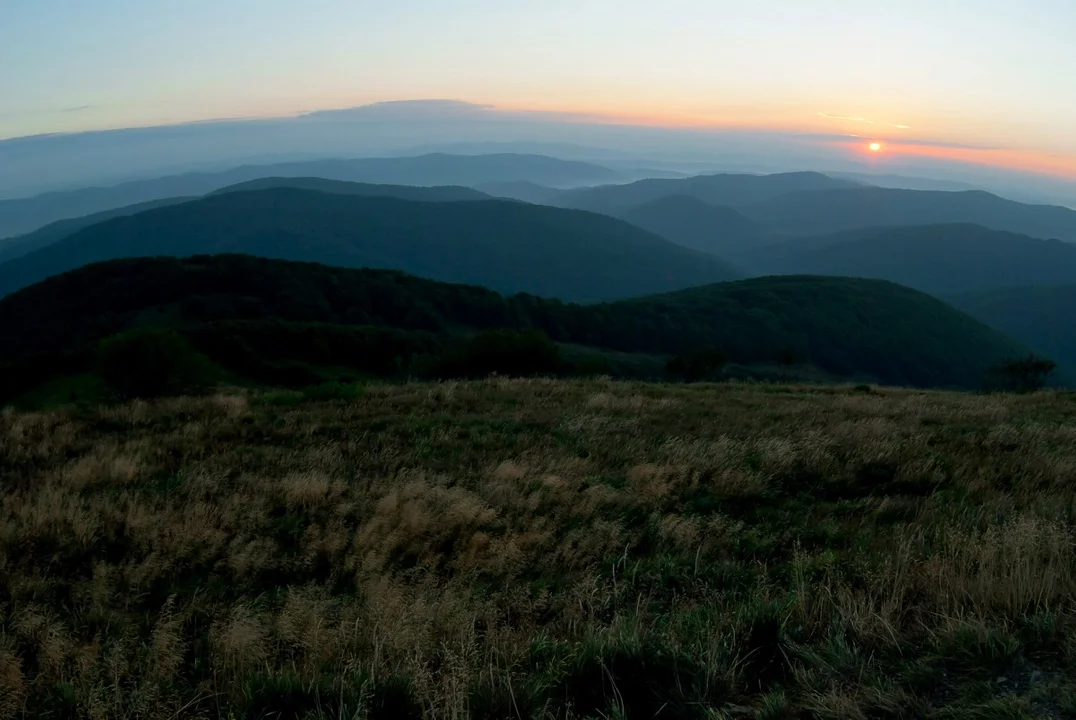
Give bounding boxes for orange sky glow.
[837,140,1076,179]
[485,98,1076,180]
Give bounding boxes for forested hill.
[0,180,492,263]
[951,284,1076,374]
[0,197,193,264]
[0,188,741,302]
[0,254,1024,391]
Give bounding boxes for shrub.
[986,354,1057,393]
[666,348,727,382]
[96,328,215,398]
[302,382,363,402]
[424,329,562,379]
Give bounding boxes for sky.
[3,0,1076,178]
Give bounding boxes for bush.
[303,382,363,402]
[96,328,216,398]
[666,348,727,382]
[424,329,562,379]
[986,354,1057,393]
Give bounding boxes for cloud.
[819,112,911,130]
[820,112,873,123]
[0,104,96,119]
[301,99,496,121]
[893,138,1002,151]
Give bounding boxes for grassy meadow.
[1,379,1075,718]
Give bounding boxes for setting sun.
[869,142,883,152]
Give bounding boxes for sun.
[868,142,883,152]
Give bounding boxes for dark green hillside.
[555,171,859,215]
[0,188,740,302]
[742,187,1076,241]
[0,196,193,263]
[0,181,490,262]
[951,284,1076,373]
[742,223,1076,295]
[0,255,1023,395]
[618,195,762,255]
[602,275,1024,387]
[210,177,491,201]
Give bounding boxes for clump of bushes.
[666,347,727,382]
[420,329,563,379]
[985,354,1057,393]
[96,327,216,399]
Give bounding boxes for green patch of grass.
[301,380,365,402]
[9,372,111,410]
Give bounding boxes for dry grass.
[1,379,1076,718]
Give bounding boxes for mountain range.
[2,156,1075,388]
[554,171,860,215]
[0,153,619,238]
[0,254,1024,397]
[739,224,1076,295]
[0,187,740,302]
[739,187,1076,241]
[209,177,492,201]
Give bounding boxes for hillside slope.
[0,189,740,302]
[0,197,194,263]
[0,180,490,262]
[618,195,763,255]
[0,254,1023,389]
[605,274,1023,387]
[742,187,1076,241]
[951,284,1076,372]
[555,171,860,215]
[742,224,1076,295]
[0,153,619,238]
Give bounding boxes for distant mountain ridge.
[739,223,1076,295]
[0,153,620,238]
[618,195,763,256]
[209,177,491,201]
[555,171,861,215]
[739,187,1076,242]
[476,181,564,204]
[0,188,741,301]
[551,172,1076,251]
[0,179,494,261]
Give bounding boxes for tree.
[666,348,727,383]
[96,328,215,398]
[986,354,1057,393]
[776,347,799,379]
